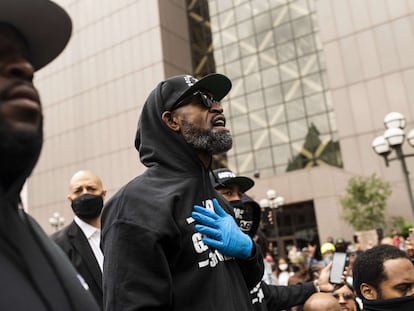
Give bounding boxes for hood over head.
[240,193,261,238]
[134,74,231,172]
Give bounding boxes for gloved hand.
[192,198,253,259]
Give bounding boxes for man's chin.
[0,122,43,177]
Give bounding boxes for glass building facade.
[208,0,340,177]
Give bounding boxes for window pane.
[286,98,305,120]
[247,90,265,111]
[234,133,252,153]
[289,119,308,140]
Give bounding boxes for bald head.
[68,170,106,201]
[304,293,340,311]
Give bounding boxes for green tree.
[340,174,392,231]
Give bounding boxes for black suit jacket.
[0,215,100,311]
[52,221,103,310]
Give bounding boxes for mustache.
[0,80,37,102]
[211,114,226,125]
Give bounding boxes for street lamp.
[49,212,65,232]
[259,189,285,257]
[372,112,414,219]
[259,190,285,225]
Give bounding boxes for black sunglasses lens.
[198,92,212,108]
[333,293,354,300]
[344,293,354,300]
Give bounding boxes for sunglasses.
[332,293,355,301]
[173,91,218,110]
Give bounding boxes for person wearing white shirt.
[52,170,106,310]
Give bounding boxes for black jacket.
[101,79,263,311]
[0,174,99,310]
[0,111,99,311]
[240,195,317,311]
[261,281,316,310]
[52,221,103,309]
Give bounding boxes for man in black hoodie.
[101,73,264,311]
[0,0,100,310]
[207,168,335,311]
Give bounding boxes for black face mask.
[71,193,103,220]
[230,200,253,233]
[363,294,414,311]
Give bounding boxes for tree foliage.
[340,174,392,231]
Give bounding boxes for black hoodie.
[240,194,262,239]
[101,77,263,311]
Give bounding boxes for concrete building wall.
[315,0,414,223]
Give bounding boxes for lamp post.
[259,189,285,257]
[372,112,414,219]
[49,212,65,232]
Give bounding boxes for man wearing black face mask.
[352,244,414,311]
[52,170,106,310]
[209,168,335,311]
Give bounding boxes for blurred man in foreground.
[0,0,99,310]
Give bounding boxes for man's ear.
[360,283,378,300]
[162,111,180,132]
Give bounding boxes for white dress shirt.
[74,216,104,272]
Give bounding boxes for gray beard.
[181,119,232,154]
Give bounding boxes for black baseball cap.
[210,168,254,193]
[0,0,72,71]
[162,73,232,111]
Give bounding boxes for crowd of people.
[257,230,414,311]
[1,0,414,310]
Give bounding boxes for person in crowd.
[288,254,312,311]
[289,254,310,286]
[405,234,414,264]
[332,283,361,311]
[101,73,264,310]
[303,293,341,311]
[52,170,106,309]
[352,244,414,310]
[0,0,100,310]
[379,236,393,245]
[205,167,335,311]
[392,230,401,248]
[321,242,336,265]
[326,236,335,244]
[344,251,359,286]
[306,239,324,280]
[254,227,275,285]
[278,257,292,286]
[335,238,348,253]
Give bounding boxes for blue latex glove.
[192,198,253,259]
